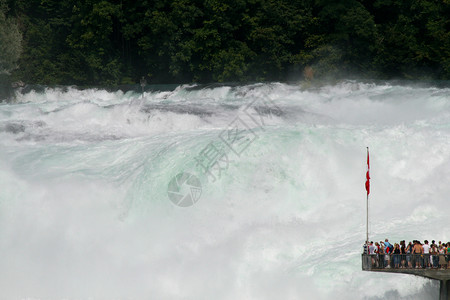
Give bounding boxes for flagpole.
[366,192,369,243]
[365,147,370,244]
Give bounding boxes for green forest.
[1,0,450,86]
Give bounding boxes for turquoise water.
[0,81,449,299]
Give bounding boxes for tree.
[0,0,22,75]
[67,0,124,85]
[5,0,450,84]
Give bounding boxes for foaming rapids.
[0,81,449,299]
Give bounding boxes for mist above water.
[0,81,449,299]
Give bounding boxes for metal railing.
[362,253,450,270]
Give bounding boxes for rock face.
[0,78,25,102]
[304,66,314,81]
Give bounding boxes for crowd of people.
[363,239,450,269]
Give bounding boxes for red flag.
[365,148,370,195]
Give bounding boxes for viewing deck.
[362,253,450,299]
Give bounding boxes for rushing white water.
[0,81,449,299]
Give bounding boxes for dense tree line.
[1,0,450,85]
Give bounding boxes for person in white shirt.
[369,241,376,254]
[423,240,431,268]
[368,241,377,267]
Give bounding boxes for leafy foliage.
[3,0,450,84]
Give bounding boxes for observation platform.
[362,254,450,299]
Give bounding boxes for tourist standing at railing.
[430,242,439,269]
[375,242,381,267]
[431,240,437,249]
[444,244,448,267]
[379,243,385,268]
[368,241,377,267]
[393,243,401,268]
[446,243,450,267]
[363,242,370,269]
[419,241,425,268]
[406,241,413,268]
[400,240,406,268]
[423,240,431,268]
[431,240,437,268]
[379,241,384,266]
[384,239,393,253]
[369,241,376,254]
[439,244,446,269]
[411,241,417,268]
[385,239,394,267]
[412,240,424,268]
[385,243,391,268]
